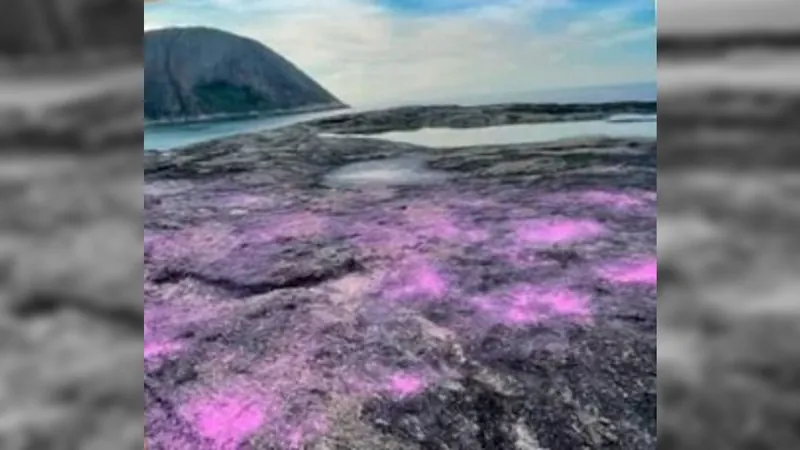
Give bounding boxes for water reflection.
[323,155,449,186]
[324,117,656,148]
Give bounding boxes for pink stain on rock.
[514,218,605,246]
[475,285,592,326]
[285,414,328,450]
[287,429,305,450]
[576,190,647,209]
[387,372,428,398]
[384,257,449,301]
[182,394,266,450]
[598,257,657,285]
[144,341,183,360]
[461,226,491,243]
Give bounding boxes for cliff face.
[144,27,345,121]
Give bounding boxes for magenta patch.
[387,372,428,398]
[597,257,656,284]
[144,341,183,360]
[382,257,449,301]
[576,190,647,209]
[283,413,328,450]
[514,218,604,246]
[182,394,266,450]
[474,285,592,326]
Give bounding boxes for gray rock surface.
[306,101,655,134]
[144,27,346,122]
[145,104,656,449]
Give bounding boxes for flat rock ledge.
[144,103,656,450]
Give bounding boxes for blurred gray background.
[658,1,800,449]
[0,1,143,449]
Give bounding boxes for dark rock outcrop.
[144,27,346,122]
[306,101,656,134]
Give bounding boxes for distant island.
[144,27,347,123]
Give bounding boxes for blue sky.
[145,0,655,105]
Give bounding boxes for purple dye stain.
[514,218,605,246]
[383,257,448,301]
[597,257,656,285]
[287,429,305,450]
[144,341,183,360]
[475,285,591,326]
[461,226,491,243]
[182,395,265,450]
[387,372,428,398]
[285,414,327,450]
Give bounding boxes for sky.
[144,0,655,106]
[660,0,800,36]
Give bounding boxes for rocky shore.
[144,103,656,450]
[301,101,655,134]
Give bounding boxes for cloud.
[145,0,655,105]
[659,0,800,35]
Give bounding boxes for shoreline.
[144,102,349,127]
[145,100,656,151]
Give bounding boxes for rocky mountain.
[144,27,346,121]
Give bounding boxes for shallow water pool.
[323,155,450,186]
[323,117,656,148]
